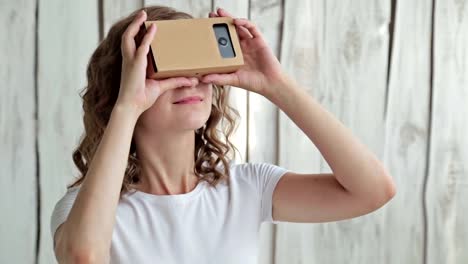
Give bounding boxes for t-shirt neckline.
[124,179,208,203]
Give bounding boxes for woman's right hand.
[116,10,197,117]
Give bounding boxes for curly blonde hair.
[69,5,240,196]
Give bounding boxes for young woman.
[51,5,396,264]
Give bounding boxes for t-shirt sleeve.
[239,162,290,224]
[50,186,81,242]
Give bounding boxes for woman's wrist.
[111,103,141,126]
[263,72,298,105]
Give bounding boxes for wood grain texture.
[426,0,468,263]
[103,0,143,36]
[382,0,433,263]
[145,0,212,19]
[0,1,37,263]
[37,1,99,263]
[276,0,391,263]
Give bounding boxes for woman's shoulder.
[229,161,287,174]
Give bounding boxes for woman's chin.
[172,119,208,131]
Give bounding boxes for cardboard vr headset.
[140,17,244,79]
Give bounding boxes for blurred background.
[1,0,467,263]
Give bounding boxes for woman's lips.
[173,96,203,104]
[174,98,203,104]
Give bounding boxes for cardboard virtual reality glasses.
[139,16,244,79]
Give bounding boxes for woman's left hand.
[201,7,287,96]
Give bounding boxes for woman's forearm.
[263,74,396,205]
[59,104,139,262]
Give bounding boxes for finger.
[208,12,219,18]
[157,77,195,93]
[233,18,262,38]
[235,24,253,39]
[201,73,239,87]
[216,7,233,18]
[136,23,156,60]
[121,10,147,59]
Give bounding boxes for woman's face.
[136,80,213,132]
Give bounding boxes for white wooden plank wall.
[36,1,99,263]
[1,1,467,263]
[0,1,37,263]
[102,0,143,36]
[426,0,468,263]
[383,0,432,263]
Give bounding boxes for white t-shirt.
[50,161,290,264]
